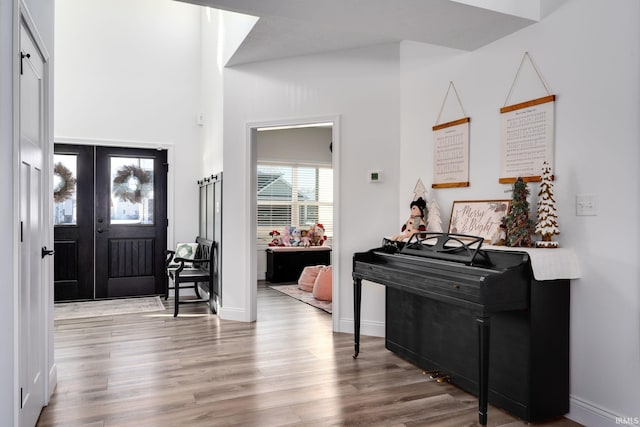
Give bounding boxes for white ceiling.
[178,0,540,66]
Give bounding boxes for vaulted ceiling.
[178,0,542,66]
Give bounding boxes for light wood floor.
[37,284,582,427]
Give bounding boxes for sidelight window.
[53,154,78,226]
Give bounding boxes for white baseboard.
[218,306,248,322]
[568,396,639,427]
[47,363,57,403]
[338,318,384,337]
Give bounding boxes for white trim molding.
[245,114,340,328]
[55,136,174,150]
[569,396,639,427]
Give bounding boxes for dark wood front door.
[53,144,168,301]
[95,146,167,298]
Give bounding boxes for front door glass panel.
[110,156,155,225]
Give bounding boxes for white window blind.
[257,163,333,243]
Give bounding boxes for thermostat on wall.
[369,170,382,183]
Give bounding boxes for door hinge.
[20,387,23,409]
[166,218,169,227]
[20,221,23,242]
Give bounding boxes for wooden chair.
[165,237,218,317]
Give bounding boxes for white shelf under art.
[534,161,560,248]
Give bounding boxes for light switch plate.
[576,194,597,216]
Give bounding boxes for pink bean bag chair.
[298,265,324,292]
[313,265,332,301]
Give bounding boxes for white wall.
[200,7,259,174]
[200,7,224,174]
[400,0,639,425]
[55,0,204,244]
[218,9,259,67]
[221,44,400,325]
[257,127,332,164]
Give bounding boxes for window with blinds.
[257,163,333,243]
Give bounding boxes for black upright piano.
[352,234,569,425]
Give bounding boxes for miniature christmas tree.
[504,177,534,247]
[413,179,428,202]
[412,178,429,224]
[535,161,560,248]
[426,198,443,233]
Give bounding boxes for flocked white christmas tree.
[412,179,428,205]
[412,178,429,226]
[427,199,443,232]
[535,161,560,248]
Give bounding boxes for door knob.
[41,247,55,258]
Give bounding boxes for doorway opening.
[53,144,168,301]
[250,116,340,328]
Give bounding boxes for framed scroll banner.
[499,95,555,184]
[432,117,470,188]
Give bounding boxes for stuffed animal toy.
[391,197,427,241]
[280,226,292,246]
[291,227,302,246]
[300,229,311,247]
[268,230,281,246]
[490,219,507,246]
[311,223,327,246]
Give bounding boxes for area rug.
[269,284,332,314]
[54,296,166,320]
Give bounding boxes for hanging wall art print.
[432,81,470,188]
[499,95,555,183]
[499,52,556,183]
[433,117,470,188]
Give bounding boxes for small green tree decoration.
[504,177,534,247]
[535,161,560,248]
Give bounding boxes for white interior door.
[19,20,47,427]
